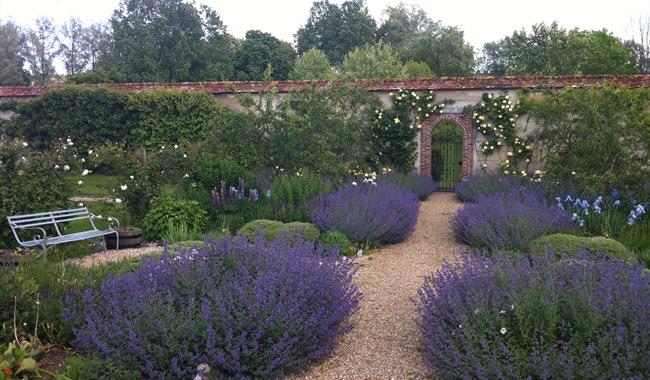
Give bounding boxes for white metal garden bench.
[7,208,119,257]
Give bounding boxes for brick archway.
[419,113,474,179]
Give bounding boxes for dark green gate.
[431,122,463,191]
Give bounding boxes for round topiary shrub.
[66,235,360,379]
[311,182,420,245]
[530,233,636,263]
[238,220,320,242]
[237,219,284,242]
[378,172,437,200]
[416,253,650,379]
[450,190,573,252]
[284,222,320,242]
[142,198,208,242]
[320,231,353,254]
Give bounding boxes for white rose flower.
[22,142,28,147]
[115,198,122,204]
[63,165,70,171]
[77,180,84,185]
[120,184,128,191]
[129,175,134,180]
[82,169,90,176]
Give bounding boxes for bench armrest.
[13,226,48,245]
[91,213,120,230]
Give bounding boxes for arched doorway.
[419,113,474,189]
[431,122,463,190]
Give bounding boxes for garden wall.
[1,75,648,176]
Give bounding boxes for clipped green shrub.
[142,198,208,242]
[321,231,353,254]
[530,233,635,263]
[238,220,320,242]
[128,90,224,149]
[60,355,140,380]
[284,222,321,242]
[237,219,285,242]
[13,87,131,150]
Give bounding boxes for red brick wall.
[1,75,649,98]
[420,113,475,179]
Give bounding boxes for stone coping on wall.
[1,75,649,98]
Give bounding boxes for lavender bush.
[311,181,420,245]
[450,190,573,252]
[454,173,537,202]
[416,253,650,379]
[378,172,437,200]
[66,235,360,379]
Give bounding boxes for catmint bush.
[450,190,573,252]
[454,173,539,202]
[66,236,360,379]
[416,253,650,379]
[311,181,420,245]
[378,172,437,200]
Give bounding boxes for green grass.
[68,174,120,197]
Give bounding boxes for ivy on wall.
[468,92,540,179]
[371,89,448,172]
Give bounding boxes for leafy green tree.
[296,0,377,66]
[377,3,434,50]
[407,25,475,77]
[23,18,58,84]
[59,17,91,75]
[482,22,636,75]
[624,15,649,74]
[235,30,296,80]
[0,21,30,85]
[290,48,335,80]
[341,42,403,79]
[530,85,650,195]
[108,0,235,82]
[401,60,433,77]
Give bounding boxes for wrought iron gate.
[431,122,463,191]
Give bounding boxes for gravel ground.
[291,192,463,380]
[67,244,161,267]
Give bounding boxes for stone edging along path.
[69,192,463,378]
[293,192,463,380]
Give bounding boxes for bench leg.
[36,243,48,259]
[115,231,119,251]
[101,236,107,252]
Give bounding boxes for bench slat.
[8,208,88,220]
[9,210,91,226]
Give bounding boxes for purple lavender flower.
[415,252,650,379]
[377,172,437,200]
[66,235,360,379]
[450,190,573,252]
[311,181,420,245]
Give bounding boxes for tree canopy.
[481,22,637,76]
[296,0,377,66]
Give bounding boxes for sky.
[1,0,649,72]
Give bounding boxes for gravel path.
[293,192,463,380]
[66,244,161,267]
